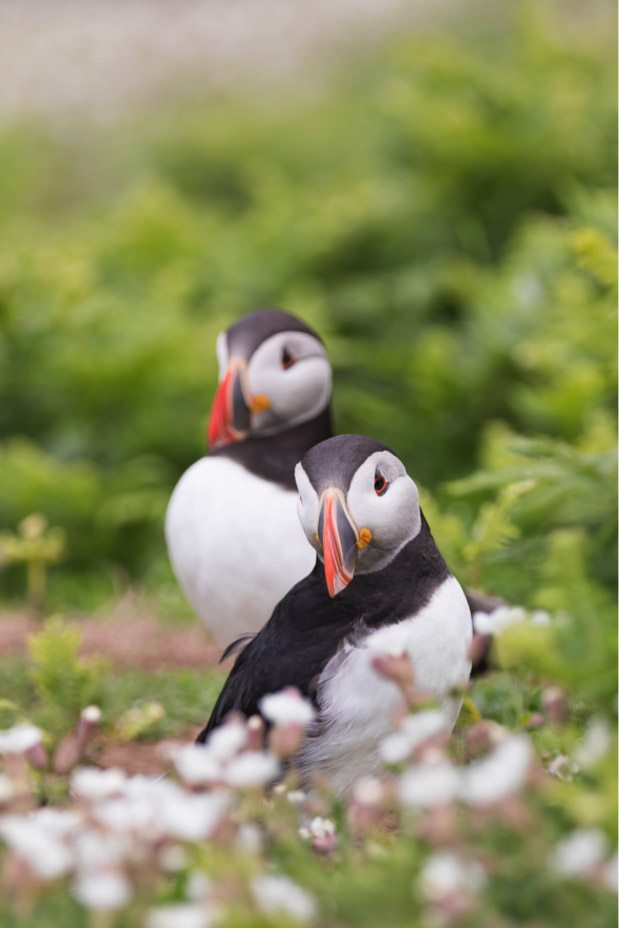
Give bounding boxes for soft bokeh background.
[0,1,616,926]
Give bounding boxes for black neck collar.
[311,511,451,630]
[210,405,333,490]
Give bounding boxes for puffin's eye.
[374,469,388,496]
[281,347,295,370]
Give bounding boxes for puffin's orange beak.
[207,361,251,449]
[318,488,359,597]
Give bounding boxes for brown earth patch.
[0,609,225,671]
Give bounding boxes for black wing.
[196,565,357,743]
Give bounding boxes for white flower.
[398,761,460,808]
[419,852,486,900]
[380,709,446,764]
[31,808,82,837]
[353,777,385,806]
[472,605,527,636]
[80,705,102,724]
[74,829,130,870]
[0,723,43,755]
[203,720,247,761]
[547,754,579,781]
[72,870,132,910]
[552,829,608,877]
[309,817,336,841]
[287,789,307,805]
[460,734,533,805]
[158,786,231,841]
[149,903,211,928]
[224,751,279,788]
[172,744,222,785]
[94,795,154,833]
[252,874,316,923]
[259,689,316,726]
[71,766,126,800]
[575,718,612,770]
[366,622,412,658]
[0,814,73,879]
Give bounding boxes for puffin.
[165,308,333,644]
[197,435,473,795]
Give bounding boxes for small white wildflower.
[353,777,385,806]
[172,744,222,785]
[149,903,211,928]
[0,815,73,879]
[71,766,126,800]
[309,817,336,841]
[224,751,279,788]
[0,723,43,755]
[287,789,307,805]
[72,870,132,910]
[259,689,316,726]
[472,605,527,636]
[552,829,608,877]
[252,874,316,923]
[380,709,445,764]
[204,720,247,760]
[74,829,130,870]
[366,622,411,658]
[547,754,579,781]
[575,718,612,770]
[158,786,231,842]
[80,705,102,724]
[298,825,310,840]
[31,808,82,837]
[419,852,486,900]
[94,795,153,833]
[398,761,460,808]
[460,733,533,805]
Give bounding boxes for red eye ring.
[282,347,295,369]
[374,469,388,496]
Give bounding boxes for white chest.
[165,457,315,643]
[300,576,472,795]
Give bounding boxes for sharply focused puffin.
[165,308,333,644]
[198,435,472,794]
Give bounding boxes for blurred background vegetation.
[0,0,615,621]
[0,1,616,926]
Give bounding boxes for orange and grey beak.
[318,488,359,598]
[207,359,270,449]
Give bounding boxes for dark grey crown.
[226,308,322,360]
[300,434,395,495]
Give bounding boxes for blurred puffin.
[198,435,472,794]
[165,308,333,644]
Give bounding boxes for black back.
[197,512,450,742]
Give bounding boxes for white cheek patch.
[294,463,322,557]
[247,332,331,433]
[347,452,421,558]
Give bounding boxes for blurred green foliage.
[0,2,615,618]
